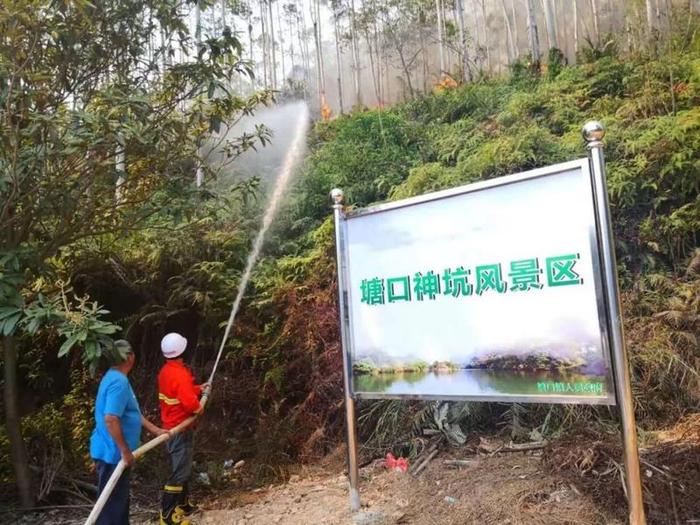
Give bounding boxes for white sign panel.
[343,160,615,404]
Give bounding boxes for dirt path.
[159,451,620,525]
[11,423,699,524]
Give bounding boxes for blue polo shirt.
[90,369,142,464]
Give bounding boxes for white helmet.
[161,332,188,359]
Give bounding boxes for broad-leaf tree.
[0,0,270,505]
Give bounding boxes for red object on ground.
[385,452,409,472]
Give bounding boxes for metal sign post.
[331,188,361,512]
[584,121,646,525]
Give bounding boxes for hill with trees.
[0,1,699,522]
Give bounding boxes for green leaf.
[0,306,21,320]
[25,317,41,335]
[1,313,22,336]
[93,325,118,335]
[58,335,79,357]
[85,340,97,357]
[210,115,222,134]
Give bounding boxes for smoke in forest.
[192,0,684,116]
[205,101,309,192]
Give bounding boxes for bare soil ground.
[8,419,700,525]
[163,449,620,525]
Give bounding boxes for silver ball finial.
[582,121,606,143]
[330,188,344,205]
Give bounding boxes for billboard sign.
[342,159,615,405]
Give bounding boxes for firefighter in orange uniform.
[158,333,208,525]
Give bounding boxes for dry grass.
[543,422,700,525]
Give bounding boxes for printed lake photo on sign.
[343,160,616,404]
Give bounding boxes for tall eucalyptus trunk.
[445,3,453,71]
[500,0,516,63]
[260,1,269,88]
[3,336,34,508]
[456,0,472,81]
[373,17,383,104]
[268,0,278,88]
[276,1,285,82]
[526,0,540,66]
[317,0,325,89]
[543,0,558,49]
[591,0,600,42]
[311,0,325,107]
[435,0,446,74]
[160,27,168,75]
[288,11,296,76]
[470,0,482,72]
[350,0,362,106]
[646,0,656,32]
[362,16,381,104]
[384,47,391,103]
[194,0,204,187]
[664,0,672,34]
[655,0,662,27]
[333,6,345,113]
[194,0,202,47]
[116,139,126,202]
[300,3,312,91]
[511,0,519,54]
[248,12,254,64]
[419,9,429,90]
[480,0,491,72]
[574,0,579,53]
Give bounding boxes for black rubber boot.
[178,485,198,516]
[160,486,190,525]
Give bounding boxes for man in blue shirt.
[90,340,165,525]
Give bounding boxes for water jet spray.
[84,101,309,525]
[207,101,309,385]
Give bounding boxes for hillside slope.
[243,44,700,465]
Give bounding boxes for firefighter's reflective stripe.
[159,393,181,405]
[164,485,183,493]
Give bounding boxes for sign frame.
[340,158,616,406]
[331,121,645,523]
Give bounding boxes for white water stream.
[207,102,309,384]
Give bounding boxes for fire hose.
[83,310,232,525]
[83,104,308,525]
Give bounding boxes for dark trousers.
[95,460,130,525]
[162,430,194,516]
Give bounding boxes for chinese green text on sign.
[344,161,615,404]
[360,253,584,305]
